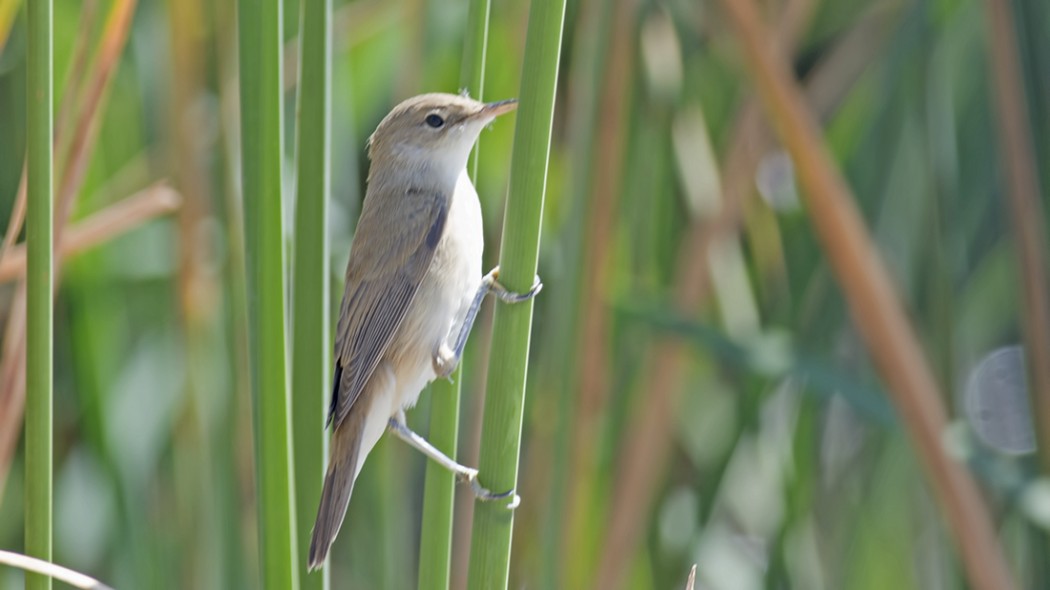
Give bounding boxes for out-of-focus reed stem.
[560,0,634,582]
[459,0,489,179]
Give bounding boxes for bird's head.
[367,93,517,178]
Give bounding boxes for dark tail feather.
[308,414,364,571]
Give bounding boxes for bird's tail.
[308,410,366,571]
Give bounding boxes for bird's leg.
[433,266,543,378]
[387,411,520,507]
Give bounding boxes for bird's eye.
[425,114,445,128]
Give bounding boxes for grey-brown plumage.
[308,93,517,570]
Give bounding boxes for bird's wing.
[328,185,449,429]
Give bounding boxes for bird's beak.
[479,98,518,118]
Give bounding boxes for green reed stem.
[25,0,54,586]
[466,0,566,585]
[292,0,332,586]
[238,0,298,585]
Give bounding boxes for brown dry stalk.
[592,4,892,587]
[0,0,139,499]
[981,0,1050,474]
[0,185,178,496]
[166,0,222,584]
[0,185,181,283]
[0,290,26,497]
[0,0,95,492]
[168,0,214,320]
[575,0,635,432]
[1,165,26,260]
[55,0,101,170]
[717,0,1015,588]
[57,0,138,227]
[0,0,99,266]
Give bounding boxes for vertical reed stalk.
[238,0,298,585]
[418,378,461,590]
[25,0,54,587]
[466,0,566,584]
[292,0,332,586]
[459,0,490,179]
[417,0,491,586]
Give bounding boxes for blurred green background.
[1,0,1049,588]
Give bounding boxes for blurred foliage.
[1,0,1049,588]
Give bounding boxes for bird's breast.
[417,169,484,331]
[437,170,485,287]
[389,169,484,411]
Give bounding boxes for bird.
[308,92,541,570]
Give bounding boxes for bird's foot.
[457,468,520,509]
[485,266,543,304]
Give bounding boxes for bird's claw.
[487,266,543,304]
[458,469,520,509]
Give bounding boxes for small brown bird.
[308,93,540,570]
